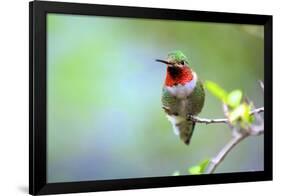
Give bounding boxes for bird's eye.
[181,60,185,65]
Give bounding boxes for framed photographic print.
[29,0,272,195]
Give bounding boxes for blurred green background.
[47,13,264,183]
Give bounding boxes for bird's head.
[156,51,194,87]
[156,50,189,68]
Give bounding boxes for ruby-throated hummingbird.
[156,51,205,145]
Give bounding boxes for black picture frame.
[29,0,273,195]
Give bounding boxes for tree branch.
[250,107,264,115]
[205,131,248,174]
[187,81,264,175]
[188,107,264,124]
[188,106,264,174]
[188,116,228,124]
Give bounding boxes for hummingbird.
[156,51,205,145]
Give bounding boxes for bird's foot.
[187,114,193,121]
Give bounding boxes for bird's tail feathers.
[167,115,195,145]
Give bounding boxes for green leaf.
[172,171,180,176]
[199,159,210,172]
[188,159,210,175]
[227,90,243,108]
[188,166,201,175]
[241,103,254,125]
[205,81,227,102]
[229,103,254,126]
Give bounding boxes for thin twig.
[248,105,264,135]
[250,107,264,115]
[188,107,264,124]
[222,104,230,118]
[222,104,234,129]
[188,116,228,124]
[259,80,264,92]
[205,132,249,174]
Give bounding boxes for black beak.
[155,59,174,65]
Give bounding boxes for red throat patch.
[165,66,193,87]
